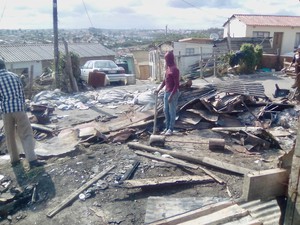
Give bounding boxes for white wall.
[6,61,43,78]
[245,26,300,54]
[173,42,213,75]
[223,18,247,38]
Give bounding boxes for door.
[273,32,283,55]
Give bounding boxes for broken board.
[242,168,289,201]
[122,175,213,188]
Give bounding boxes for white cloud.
[0,0,298,30]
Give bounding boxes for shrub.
[239,43,256,74]
[254,44,263,70]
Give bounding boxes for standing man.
[0,59,44,168]
[290,46,300,88]
[155,51,180,136]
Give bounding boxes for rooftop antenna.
[209,33,219,41]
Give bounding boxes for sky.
[0,0,299,30]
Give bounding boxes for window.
[253,31,270,38]
[185,48,195,55]
[86,61,93,69]
[295,33,300,48]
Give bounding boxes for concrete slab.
[144,196,228,224]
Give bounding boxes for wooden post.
[227,18,232,52]
[28,65,34,99]
[62,38,78,92]
[200,47,203,78]
[284,140,300,224]
[53,0,59,88]
[213,45,216,76]
[284,115,300,224]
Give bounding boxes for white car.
[80,60,127,85]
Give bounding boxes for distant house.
[223,14,300,55]
[130,49,150,80]
[173,38,216,76]
[0,43,115,77]
[149,38,230,80]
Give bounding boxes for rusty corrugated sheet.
[213,81,266,98]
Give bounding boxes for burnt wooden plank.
[122,175,213,188]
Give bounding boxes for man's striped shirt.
[0,69,25,113]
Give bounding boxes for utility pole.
[227,18,232,52]
[53,0,59,88]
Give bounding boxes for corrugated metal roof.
[224,14,300,27]
[239,199,281,225]
[0,43,115,63]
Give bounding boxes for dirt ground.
[0,75,296,225]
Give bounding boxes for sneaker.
[19,153,26,159]
[160,129,168,135]
[164,129,173,136]
[29,160,46,168]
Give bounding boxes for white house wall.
[6,61,43,78]
[245,26,300,54]
[173,42,213,76]
[223,18,247,38]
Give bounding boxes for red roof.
[224,14,300,27]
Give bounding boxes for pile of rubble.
[0,77,298,224]
[25,79,298,152]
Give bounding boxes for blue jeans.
[163,91,179,131]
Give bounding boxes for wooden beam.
[242,168,289,201]
[135,150,224,184]
[212,127,263,133]
[122,175,213,188]
[201,157,253,175]
[135,150,198,169]
[284,155,300,224]
[47,165,115,218]
[128,142,254,175]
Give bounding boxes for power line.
[82,0,94,27]
[181,0,200,9]
[0,0,7,25]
